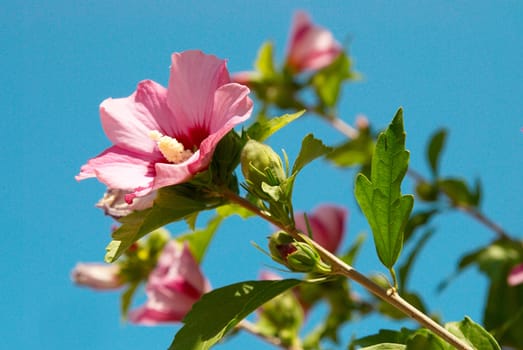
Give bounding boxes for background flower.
[129,241,210,325]
[285,11,342,73]
[294,205,347,253]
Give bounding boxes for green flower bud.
[257,290,304,347]
[268,231,331,274]
[241,140,286,200]
[415,181,439,202]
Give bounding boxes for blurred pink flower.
[286,11,342,73]
[259,270,283,281]
[508,263,523,286]
[77,50,253,203]
[294,205,347,253]
[71,263,123,290]
[129,241,210,325]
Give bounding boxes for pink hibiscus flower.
[286,11,342,73]
[129,241,210,325]
[77,50,253,203]
[294,205,348,253]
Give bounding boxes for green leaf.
[215,203,254,219]
[120,281,139,319]
[311,52,356,108]
[360,344,406,350]
[105,185,221,263]
[398,229,435,291]
[406,329,449,350]
[427,129,447,177]
[438,177,481,207]
[255,41,276,77]
[291,134,332,175]
[246,111,304,142]
[354,108,414,268]
[326,127,374,168]
[403,209,438,242]
[446,317,501,350]
[340,232,366,265]
[352,328,414,348]
[176,215,224,264]
[169,279,301,350]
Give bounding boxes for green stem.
[389,267,398,291]
[222,189,474,350]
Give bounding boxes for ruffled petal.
[76,145,157,192]
[166,50,230,148]
[209,83,253,132]
[100,80,173,154]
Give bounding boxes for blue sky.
[2,1,523,349]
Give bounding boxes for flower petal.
[286,11,341,72]
[100,80,174,154]
[166,50,230,148]
[209,83,253,132]
[294,205,347,253]
[508,263,523,286]
[129,242,209,325]
[188,83,253,174]
[76,145,157,192]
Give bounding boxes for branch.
[222,189,474,350]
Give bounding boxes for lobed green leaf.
[292,134,332,175]
[354,108,414,268]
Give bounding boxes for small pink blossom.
[508,263,523,286]
[294,205,347,253]
[129,241,210,325]
[71,263,123,290]
[77,50,253,203]
[286,11,342,73]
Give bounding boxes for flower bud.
[268,231,330,274]
[71,263,123,290]
[415,181,439,202]
[96,188,156,219]
[241,140,286,200]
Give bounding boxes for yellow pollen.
[149,130,193,164]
